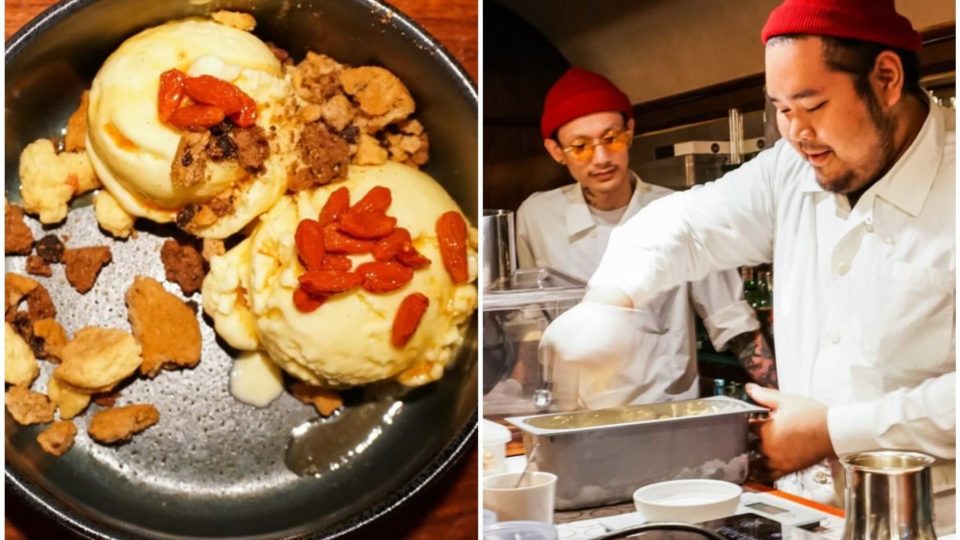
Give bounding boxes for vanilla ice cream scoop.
[86,18,296,238]
[202,162,478,388]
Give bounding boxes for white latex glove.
[539,301,662,366]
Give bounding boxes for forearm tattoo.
[726,330,778,388]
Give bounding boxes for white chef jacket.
[591,102,955,525]
[516,175,760,408]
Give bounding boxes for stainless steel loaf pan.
[506,396,766,510]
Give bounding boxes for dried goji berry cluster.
[292,185,470,348]
[158,69,258,131]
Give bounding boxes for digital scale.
[555,492,838,540]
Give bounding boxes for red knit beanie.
[762,0,921,52]
[540,67,633,140]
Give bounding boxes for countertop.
[4,1,478,539]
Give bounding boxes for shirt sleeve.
[515,200,537,269]
[827,372,956,460]
[688,268,760,351]
[590,145,782,308]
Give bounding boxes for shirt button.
[814,470,831,484]
[835,261,849,275]
[830,333,841,344]
[884,237,894,245]
[864,222,874,233]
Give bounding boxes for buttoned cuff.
[702,299,759,350]
[826,401,879,456]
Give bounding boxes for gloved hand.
[538,301,661,367]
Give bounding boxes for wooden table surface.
[4,0,478,539]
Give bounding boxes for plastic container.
[506,396,765,510]
[483,268,586,417]
[482,509,498,529]
[482,419,511,476]
[633,479,742,523]
[482,521,558,540]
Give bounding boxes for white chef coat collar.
[564,171,648,238]
[796,101,944,216]
[874,101,944,217]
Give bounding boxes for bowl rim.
[4,0,477,539]
[482,471,558,492]
[632,479,743,506]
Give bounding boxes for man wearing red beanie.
[520,67,775,408]
[542,0,954,532]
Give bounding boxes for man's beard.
[817,91,898,194]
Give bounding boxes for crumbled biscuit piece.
[5,312,34,349]
[54,327,142,393]
[290,382,343,417]
[171,131,211,189]
[398,119,424,136]
[321,94,355,132]
[19,138,100,224]
[25,255,52,277]
[64,91,89,152]
[292,52,343,103]
[37,420,77,456]
[233,126,270,173]
[5,385,55,425]
[94,190,135,238]
[354,133,388,166]
[5,322,39,387]
[5,203,34,255]
[63,246,112,293]
[125,276,202,377]
[201,239,225,262]
[211,10,256,31]
[266,42,292,65]
[33,318,69,362]
[160,239,206,295]
[289,123,349,191]
[93,391,120,407]
[25,285,57,322]
[47,377,91,420]
[300,103,322,123]
[5,273,39,313]
[35,235,65,264]
[88,404,159,444]
[339,66,415,128]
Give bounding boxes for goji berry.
[349,186,392,215]
[339,211,397,239]
[295,219,325,271]
[323,223,374,254]
[168,105,226,131]
[293,287,326,313]
[299,270,363,295]
[373,228,430,268]
[320,254,353,271]
[319,187,350,226]
[158,69,187,123]
[183,75,258,127]
[392,293,429,347]
[356,261,414,293]
[436,211,469,283]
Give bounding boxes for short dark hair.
[767,35,924,100]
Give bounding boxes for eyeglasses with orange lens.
[561,130,632,162]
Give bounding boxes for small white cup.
[483,471,558,524]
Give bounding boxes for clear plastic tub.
[482,521,558,540]
[482,419,511,476]
[483,268,585,417]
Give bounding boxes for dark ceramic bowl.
[5,1,477,538]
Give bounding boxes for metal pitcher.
[841,450,937,540]
[481,209,517,290]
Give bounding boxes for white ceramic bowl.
[633,479,742,523]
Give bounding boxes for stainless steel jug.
[841,450,937,540]
[481,209,517,290]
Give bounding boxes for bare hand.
[746,383,835,480]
